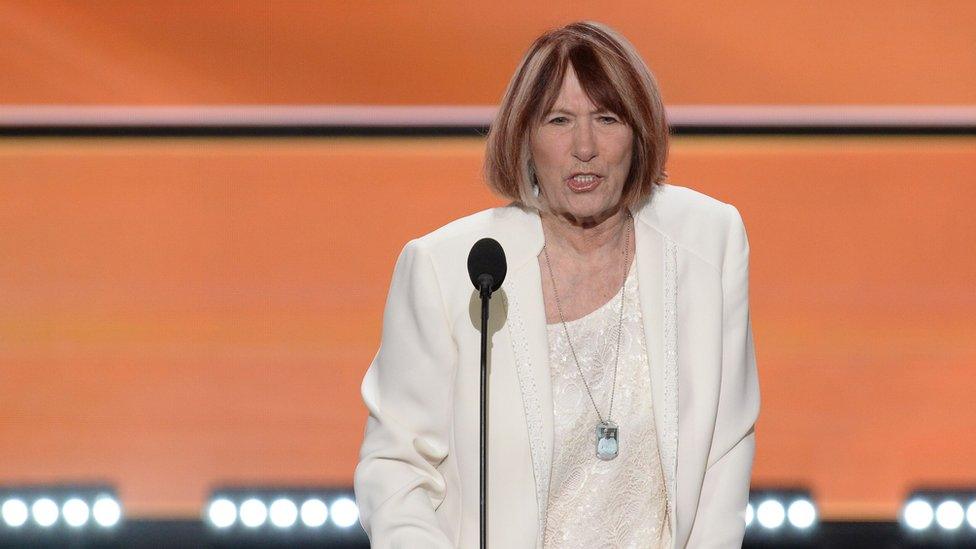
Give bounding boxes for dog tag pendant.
[596,420,619,460]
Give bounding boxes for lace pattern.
[507,280,551,545]
[662,238,678,530]
[542,263,671,549]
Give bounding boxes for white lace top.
[543,262,672,549]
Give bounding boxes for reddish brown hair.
[483,21,670,210]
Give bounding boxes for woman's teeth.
[573,174,598,182]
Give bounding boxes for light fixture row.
[747,497,817,530]
[0,485,123,540]
[205,495,359,530]
[901,490,976,534]
[745,488,818,536]
[202,487,367,542]
[1,495,122,529]
[744,486,976,541]
[8,484,976,542]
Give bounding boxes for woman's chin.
[557,202,621,225]
[542,189,624,224]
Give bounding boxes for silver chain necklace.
[542,214,631,461]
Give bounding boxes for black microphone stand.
[477,273,493,549]
[468,237,505,549]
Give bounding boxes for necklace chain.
[542,214,632,425]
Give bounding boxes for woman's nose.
[572,121,597,162]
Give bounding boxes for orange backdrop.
[2,0,975,524]
[1,136,974,520]
[1,1,974,105]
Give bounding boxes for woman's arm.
[686,204,761,547]
[354,239,457,548]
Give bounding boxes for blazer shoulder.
[412,207,501,249]
[639,183,744,272]
[406,203,541,267]
[391,205,536,297]
[392,205,539,323]
[407,206,515,257]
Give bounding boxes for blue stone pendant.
[596,420,619,460]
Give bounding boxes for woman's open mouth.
[566,174,603,193]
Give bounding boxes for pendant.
[595,420,619,460]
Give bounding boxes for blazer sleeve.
[686,204,762,548]
[354,239,457,548]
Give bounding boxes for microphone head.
[467,237,507,292]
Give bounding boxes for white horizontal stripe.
[666,105,976,127]
[0,104,974,127]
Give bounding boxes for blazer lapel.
[634,208,679,542]
[504,261,553,548]
[492,206,552,547]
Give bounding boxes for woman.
[354,21,759,548]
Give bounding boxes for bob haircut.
[483,21,670,211]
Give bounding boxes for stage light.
[786,498,816,529]
[62,498,90,527]
[330,497,359,528]
[1,499,29,527]
[207,498,237,528]
[31,498,59,527]
[904,499,935,530]
[92,496,122,527]
[204,486,366,544]
[239,498,268,528]
[936,500,964,530]
[0,485,122,544]
[300,498,328,527]
[745,487,819,544]
[902,489,976,543]
[269,498,298,528]
[756,499,786,529]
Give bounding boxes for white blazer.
[355,183,761,548]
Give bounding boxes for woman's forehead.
[545,91,615,116]
[541,63,618,115]
[546,104,613,115]
[551,72,592,107]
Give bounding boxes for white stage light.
[330,497,359,528]
[903,499,934,530]
[208,498,237,528]
[31,498,59,527]
[935,500,964,530]
[745,502,753,527]
[2,498,29,527]
[203,487,367,542]
[300,498,328,527]
[269,498,298,528]
[756,499,785,529]
[92,496,122,527]
[787,499,817,529]
[62,498,90,527]
[968,501,976,529]
[239,498,268,528]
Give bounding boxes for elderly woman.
[354,20,760,549]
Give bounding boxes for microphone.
[467,237,507,300]
[465,237,507,549]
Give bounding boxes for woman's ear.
[528,160,540,197]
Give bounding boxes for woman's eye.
[599,116,619,124]
[549,117,568,124]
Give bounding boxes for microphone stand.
[477,274,493,549]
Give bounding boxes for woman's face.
[529,65,634,225]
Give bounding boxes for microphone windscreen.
[467,238,507,292]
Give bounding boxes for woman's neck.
[539,206,632,258]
